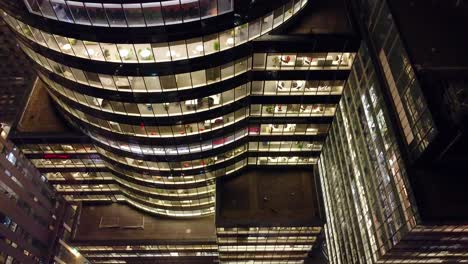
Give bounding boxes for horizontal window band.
[55,189,120,196]
[47,172,213,190]
[49,86,338,125]
[63,113,329,147]
[39,67,252,101]
[92,137,320,162]
[16,28,358,74]
[49,178,115,185]
[117,182,215,202]
[99,148,317,176]
[37,167,109,173]
[57,105,331,146]
[25,148,320,161]
[38,65,347,103]
[3,0,292,43]
[48,87,251,125]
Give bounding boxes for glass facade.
[353,0,437,159]
[1,0,357,219]
[74,243,219,263]
[217,226,321,263]
[24,0,234,27]
[4,1,303,64]
[319,44,418,263]
[0,128,84,263]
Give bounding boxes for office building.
[0,127,88,264]
[216,169,323,263]
[319,0,468,262]
[1,0,467,263]
[0,0,358,262]
[0,0,358,218]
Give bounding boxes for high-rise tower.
[0,0,359,262]
[1,0,357,217]
[319,0,468,262]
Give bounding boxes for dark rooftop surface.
[16,79,71,133]
[386,0,468,222]
[389,0,468,70]
[217,168,322,227]
[279,0,354,35]
[73,203,216,244]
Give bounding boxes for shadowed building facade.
[0,127,88,264]
[319,0,468,262]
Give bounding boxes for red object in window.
[281,56,291,63]
[44,154,70,159]
[213,138,225,145]
[140,122,145,129]
[249,126,260,133]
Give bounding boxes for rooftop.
[16,78,70,133]
[216,168,322,227]
[72,203,217,245]
[389,0,468,70]
[279,0,354,35]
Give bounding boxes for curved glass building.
[0,0,357,219]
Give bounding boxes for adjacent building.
[0,0,358,262]
[216,169,323,263]
[1,0,466,263]
[319,0,468,262]
[0,127,88,264]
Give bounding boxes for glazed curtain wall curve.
[0,0,358,218]
[23,0,234,28]
[3,0,307,63]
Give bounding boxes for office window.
[50,0,74,22]
[200,0,217,18]
[104,4,127,27]
[68,1,91,25]
[162,0,181,25]
[182,0,200,22]
[142,3,164,26]
[123,4,146,27]
[85,3,108,26]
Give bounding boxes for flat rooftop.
[279,0,354,35]
[216,168,322,227]
[72,203,216,245]
[389,0,468,70]
[15,78,71,133]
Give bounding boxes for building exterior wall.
[319,43,418,263]
[319,0,468,261]
[217,226,321,263]
[0,128,87,264]
[1,0,358,218]
[350,0,437,160]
